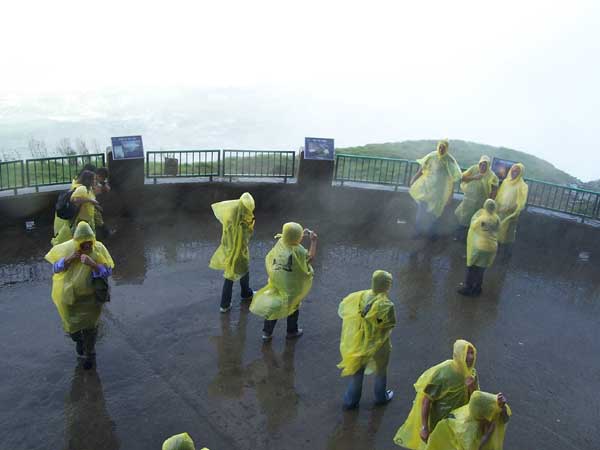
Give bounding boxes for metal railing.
[25,154,106,191]
[526,178,600,221]
[0,160,26,193]
[334,153,600,222]
[334,153,420,190]
[222,150,296,182]
[146,150,220,183]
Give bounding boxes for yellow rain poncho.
[425,391,512,450]
[394,340,478,449]
[52,180,96,246]
[250,222,314,320]
[209,192,255,281]
[162,432,209,450]
[496,163,528,244]
[455,156,499,227]
[337,270,396,377]
[45,222,114,334]
[466,199,500,268]
[410,140,462,218]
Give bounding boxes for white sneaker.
[220,305,232,313]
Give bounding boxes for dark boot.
[70,331,84,357]
[81,328,97,370]
[457,266,476,296]
[472,267,485,296]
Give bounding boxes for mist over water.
[1,84,598,182]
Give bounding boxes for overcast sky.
[2,0,599,180]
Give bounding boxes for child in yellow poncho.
[209,192,255,313]
[394,340,479,449]
[162,432,209,450]
[455,156,499,237]
[496,163,528,245]
[45,221,114,369]
[425,391,511,450]
[410,140,462,237]
[250,222,318,341]
[457,199,500,297]
[338,270,396,409]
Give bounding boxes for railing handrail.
[25,153,106,163]
[223,149,296,154]
[146,149,220,154]
[336,153,415,164]
[0,159,24,165]
[523,176,600,195]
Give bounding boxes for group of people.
[410,139,529,296]
[42,141,525,449]
[207,187,512,449]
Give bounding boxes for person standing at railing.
[337,270,396,410]
[496,164,528,246]
[454,156,499,241]
[409,140,462,238]
[52,170,101,246]
[457,199,500,297]
[250,222,317,341]
[209,192,256,313]
[45,221,114,370]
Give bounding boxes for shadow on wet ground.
[0,209,599,450]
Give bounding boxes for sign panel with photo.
[304,137,335,161]
[491,157,518,182]
[111,135,145,160]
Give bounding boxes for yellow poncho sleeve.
[249,240,314,320]
[209,199,254,281]
[410,152,462,218]
[337,290,396,377]
[466,209,500,268]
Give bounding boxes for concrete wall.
[1,181,598,252]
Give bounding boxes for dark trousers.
[69,328,97,357]
[464,266,486,293]
[263,309,299,335]
[221,272,252,308]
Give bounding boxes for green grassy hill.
[337,139,579,186]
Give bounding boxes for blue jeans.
[343,368,388,408]
[221,272,252,308]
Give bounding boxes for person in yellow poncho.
[410,140,462,237]
[425,391,511,450]
[496,163,528,245]
[394,340,479,449]
[209,192,255,313]
[457,199,500,297]
[338,270,397,410]
[250,222,318,341]
[162,432,209,450]
[45,221,114,369]
[454,156,499,240]
[52,170,101,246]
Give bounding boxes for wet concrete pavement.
[1,209,599,450]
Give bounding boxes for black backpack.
[56,189,79,220]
